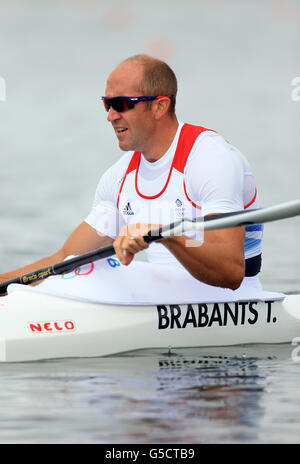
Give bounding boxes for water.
[0,0,300,444]
[1,346,300,444]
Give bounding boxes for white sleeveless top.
[21,123,268,305]
[85,122,263,267]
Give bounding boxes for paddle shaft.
[0,212,244,292]
[1,199,300,293]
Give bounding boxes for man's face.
[104,62,155,152]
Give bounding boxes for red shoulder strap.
[177,124,213,210]
[117,151,141,209]
[173,123,212,173]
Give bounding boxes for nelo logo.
[29,320,75,334]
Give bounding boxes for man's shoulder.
[102,150,134,181]
[180,122,222,150]
[184,125,252,176]
[188,126,246,161]
[108,150,134,170]
[92,151,135,202]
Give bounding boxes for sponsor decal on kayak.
[107,258,121,268]
[61,262,95,279]
[157,301,276,329]
[28,320,76,334]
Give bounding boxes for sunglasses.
[101,95,172,113]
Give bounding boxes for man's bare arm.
[113,223,245,291]
[0,221,113,284]
[162,227,245,290]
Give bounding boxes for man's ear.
[152,96,171,120]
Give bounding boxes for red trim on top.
[180,124,213,208]
[116,151,141,209]
[173,124,212,173]
[244,187,257,210]
[117,123,213,207]
[135,124,210,200]
[183,180,202,210]
[135,155,173,199]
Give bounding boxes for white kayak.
[1,200,300,363]
[0,284,300,363]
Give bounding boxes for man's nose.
[107,107,121,122]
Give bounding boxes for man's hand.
[113,223,160,265]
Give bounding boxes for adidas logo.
[123,202,134,215]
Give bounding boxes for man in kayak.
[0,55,262,291]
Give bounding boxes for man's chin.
[118,140,134,152]
[118,141,129,151]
